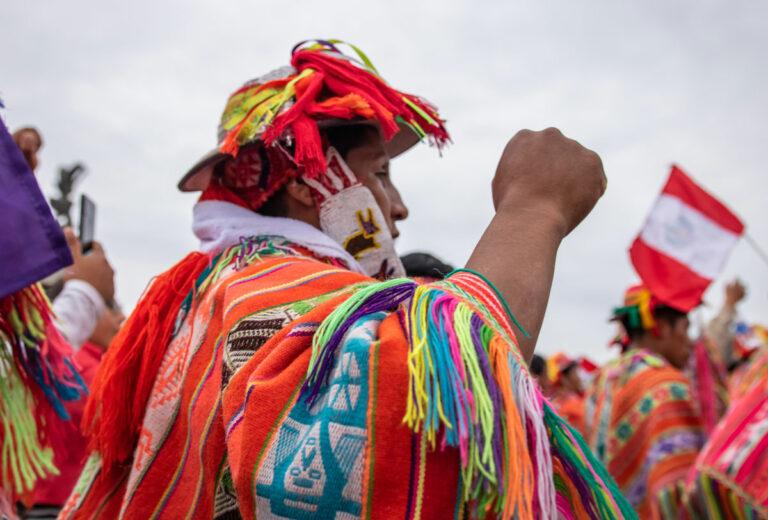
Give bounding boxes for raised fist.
[724,279,747,307]
[492,128,606,238]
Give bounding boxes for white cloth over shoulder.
[53,279,106,350]
[192,200,365,273]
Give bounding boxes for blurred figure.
[0,116,85,518]
[705,279,747,370]
[726,323,768,403]
[28,305,124,520]
[686,280,748,433]
[12,126,43,172]
[545,353,586,433]
[682,327,768,518]
[583,285,704,519]
[529,353,556,397]
[52,230,116,351]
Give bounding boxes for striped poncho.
[61,237,633,519]
[584,349,704,519]
[683,347,768,518]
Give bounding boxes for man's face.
[343,131,409,239]
[657,315,692,369]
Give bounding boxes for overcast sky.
[3,1,766,363]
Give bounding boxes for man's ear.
[285,179,315,208]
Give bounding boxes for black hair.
[400,252,455,279]
[561,361,579,377]
[529,354,546,377]
[322,124,379,158]
[617,305,687,341]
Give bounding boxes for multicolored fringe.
[543,404,636,519]
[302,273,635,519]
[683,469,766,519]
[0,284,87,494]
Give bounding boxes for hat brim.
[177,120,422,192]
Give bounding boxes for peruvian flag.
[630,165,744,311]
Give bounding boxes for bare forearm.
[466,205,564,361]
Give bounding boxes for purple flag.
[0,117,72,299]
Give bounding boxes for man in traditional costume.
[584,285,705,518]
[64,40,633,519]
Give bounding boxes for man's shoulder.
[615,350,692,401]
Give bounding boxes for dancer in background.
[584,285,704,519]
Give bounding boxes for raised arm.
[466,128,606,360]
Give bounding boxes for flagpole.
[744,232,768,268]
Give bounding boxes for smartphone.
[79,194,96,253]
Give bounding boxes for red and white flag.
[630,165,744,311]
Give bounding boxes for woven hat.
[179,40,449,192]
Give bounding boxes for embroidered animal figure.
[343,209,381,258]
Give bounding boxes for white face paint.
[303,147,405,279]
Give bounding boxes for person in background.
[704,279,747,371]
[0,116,85,518]
[61,40,632,519]
[545,353,586,432]
[682,321,768,518]
[12,126,43,172]
[529,353,553,396]
[583,285,704,519]
[10,123,116,352]
[27,297,124,520]
[52,229,115,351]
[686,280,748,433]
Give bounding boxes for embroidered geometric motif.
[616,422,633,441]
[669,382,688,400]
[254,313,383,519]
[223,307,299,388]
[124,312,210,502]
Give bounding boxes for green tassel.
[543,403,637,519]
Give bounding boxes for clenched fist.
[467,128,607,359]
[492,128,606,238]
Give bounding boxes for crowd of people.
[1,39,765,519]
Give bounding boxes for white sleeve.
[52,279,106,350]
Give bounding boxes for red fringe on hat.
[259,48,449,178]
[83,252,211,468]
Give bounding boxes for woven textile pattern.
[683,367,768,518]
[584,349,705,519]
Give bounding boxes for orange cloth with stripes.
[60,252,465,519]
[583,349,704,519]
